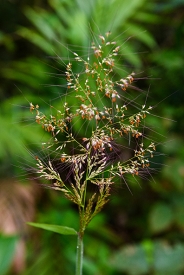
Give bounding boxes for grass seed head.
[30,34,156,227]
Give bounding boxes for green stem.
[75,232,84,275]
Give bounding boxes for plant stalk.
[75,232,84,275]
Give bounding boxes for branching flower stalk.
[30,33,155,275]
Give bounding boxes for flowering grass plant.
[28,33,155,275]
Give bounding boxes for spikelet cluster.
[30,34,155,233]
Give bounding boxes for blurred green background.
[0,0,184,274]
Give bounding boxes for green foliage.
[110,240,184,275]
[111,243,149,274]
[17,0,157,68]
[0,234,18,275]
[149,203,173,233]
[154,242,184,275]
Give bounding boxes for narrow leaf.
[27,222,77,235]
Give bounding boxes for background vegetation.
[0,0,184,274]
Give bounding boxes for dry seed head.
[30,33,156,220]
